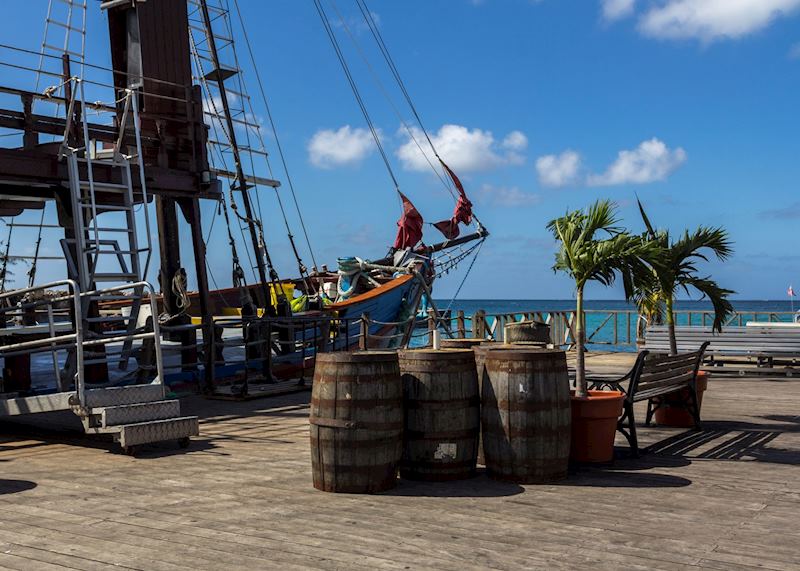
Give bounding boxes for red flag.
[393,192,424,250]
[434,159,473,240]
[433,218,459,240]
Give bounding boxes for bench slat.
[635,372,695,400]
[639,365,695,385]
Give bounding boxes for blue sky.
[4,1,800,300]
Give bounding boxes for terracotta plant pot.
[570,390,625,463]
[654,370,709,428]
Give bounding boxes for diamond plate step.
[116,417,199,448]
[100,400,181,427]
[82,384,164,408]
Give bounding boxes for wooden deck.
[0,352,798,570]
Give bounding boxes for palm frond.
[636,196,657,239]
[671,226,733,266]
[684,275,735,333]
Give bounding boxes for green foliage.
[548,199,655,395]
[633,198,735,334]
[547,199,652,295]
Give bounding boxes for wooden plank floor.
[0,352,798,570]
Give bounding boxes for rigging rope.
[313,0,401,193]
[223,0,312,292]
[192,2,287,302]
[189,24,262,288]
[442,237,485,316]
[355,0,485,231]
[354,0,440,162]
[232,0,320,274]
[26,206,46,288]
[158,268,192,326]
[327,0,456,199]
[0,220,12,293]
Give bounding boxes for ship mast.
[197,0,278,314]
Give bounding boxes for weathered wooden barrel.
[309,351,403,493]
[440,338,488,350]
[474,343,523,385]
[398,349,479,481]
[481,349,571,483]
[504,320,551,345]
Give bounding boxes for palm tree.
[548,200,652,398]
[634,198,734,355]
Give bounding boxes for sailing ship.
[0,0,488,429]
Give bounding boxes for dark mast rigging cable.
[354,0,439,163]
[355,0,485,229]
[313,0,402,194]
[198,0,283,313]
[232,0,320,275]
[327,0,456,200]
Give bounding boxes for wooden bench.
[589,342,709,456]
[645,325,800,368]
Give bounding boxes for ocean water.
[431,299,798,350]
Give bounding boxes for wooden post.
[180,198,214,392]
[473,310,486,339]
[21,94,38,149]
[317,319,331,354]
[427,314,436,347]
[156,197,182,338]
[627,311,631,345]
[456,310,466,338]
[359,312,370,351]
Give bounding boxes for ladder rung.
[85,294,136,301]
[80,182,129,191]
[81,204,132,212]
[75,157,127,166]
[89,227,134,234]
[46,19,86,33]
[85,316,131,323]
[92,273,139,281]
[42,43,83,58]
[90,249,145,255]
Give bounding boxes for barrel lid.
[398,348,474,360]
[484,347,565,361]
[475,342,545,352]
[316,350,399,363]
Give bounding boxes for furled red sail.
[393,192,424,250]
[433,159,473,240]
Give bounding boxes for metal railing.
[427,308,799,350]
[76,281,164,406]
[0,280,164,406]
[0,279,83,393]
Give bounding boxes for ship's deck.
[0,352,798,570]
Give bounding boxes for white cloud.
[308,126,376,169]
[536,151,582,188]
[587,138,687,186]
[638,0,800,42]
[602,0,636,22]
[397,124,527,172]
[502,130,529,151]
[476,184,540,207]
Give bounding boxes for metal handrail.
[0,279,82,394]
[75,281,163,405]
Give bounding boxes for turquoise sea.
[431,299,799,350]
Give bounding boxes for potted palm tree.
[548,200,652,462]
[633,198,734,426]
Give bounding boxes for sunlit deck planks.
[0,352,798,570]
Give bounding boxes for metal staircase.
[57,79,199,453]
